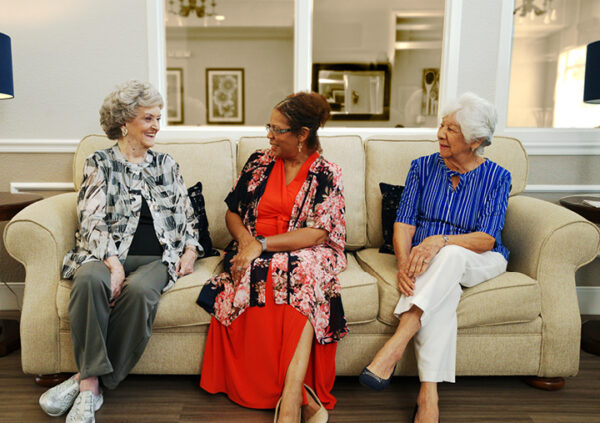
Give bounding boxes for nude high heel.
[303,384,328,423]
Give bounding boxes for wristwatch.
[442,235,449,246]
[256,235,267,252]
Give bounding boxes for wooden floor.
[0,349,598,423]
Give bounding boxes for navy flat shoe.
[358,365,396,391]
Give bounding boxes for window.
[162,0,448,129]
[507,0,600,128]
[554,46,600,127]
[164,0,294,126]
[311,0,446,128]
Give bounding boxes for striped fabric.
[395,153,511,260]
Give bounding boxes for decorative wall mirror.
[312,63,391,120]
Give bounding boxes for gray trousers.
[68,255,168,389]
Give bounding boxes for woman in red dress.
[197,92,348,422]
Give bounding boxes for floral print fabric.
[198,149,348,344]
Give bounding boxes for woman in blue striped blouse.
[359,92,511,423]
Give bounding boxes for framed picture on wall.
[166,68,184,124]
[206,68,244,124]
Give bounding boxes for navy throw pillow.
[188,181,219,258]
[379,182,404,255]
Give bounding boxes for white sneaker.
[65,390,103,423]
[39,374,80,416]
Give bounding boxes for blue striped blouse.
[395,153,511,260]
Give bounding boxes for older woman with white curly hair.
[359,92,511,423]
[38,80,202,423]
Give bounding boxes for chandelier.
[513,0,557,24]
[167,0,225,20]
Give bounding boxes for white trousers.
[393,245,507,383]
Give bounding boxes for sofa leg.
[523,376,565,391]
[35,374,70,388]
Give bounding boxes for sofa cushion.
[57,252,378,330]
[364,137,528,248]
[339,254,378,324]
[73,135,236,250]
[355,248,541,328]
[238,136,367,250]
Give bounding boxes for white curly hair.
[441,92,497,154]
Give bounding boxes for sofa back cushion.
[364,136,528,248]
[238,136,367,250]
[73,134,236,249]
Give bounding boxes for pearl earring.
[122,127,128,137]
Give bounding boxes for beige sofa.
[5,134,600,387]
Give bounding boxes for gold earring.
[122,127,128,137]
[298,142,302,152]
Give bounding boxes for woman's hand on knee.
[407,236,443,277]
[176,247,197,277]
[230,240,262,283]
[104,256,125,306]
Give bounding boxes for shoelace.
[72,393,94,419]
[63,388,78,404]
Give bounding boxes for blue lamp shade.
[0,32,14,99]
[584,40,600,104]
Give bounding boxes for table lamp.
[0,32,14,100]
[584,40,600,104]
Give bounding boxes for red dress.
[200,152,338,410]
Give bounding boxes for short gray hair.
[442,92,497,154]
[99,80,164,140]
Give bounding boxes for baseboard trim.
[0,139,79,153]
[10,182,74,194]
[525,185,600,193]
[577,287,600,316]
[0,134,599,156]
[10,181,600,196]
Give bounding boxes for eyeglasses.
[265,124,292,135]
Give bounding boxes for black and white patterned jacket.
[62,145,202,292]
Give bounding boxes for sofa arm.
[3,192,78,374]
[503,195,600,376]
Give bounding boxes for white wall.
[454,0,504,103]
[0,0,150,140]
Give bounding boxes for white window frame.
[495,0,600,155]
[146,0,462,143]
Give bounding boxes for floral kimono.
[197,149,348,344]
